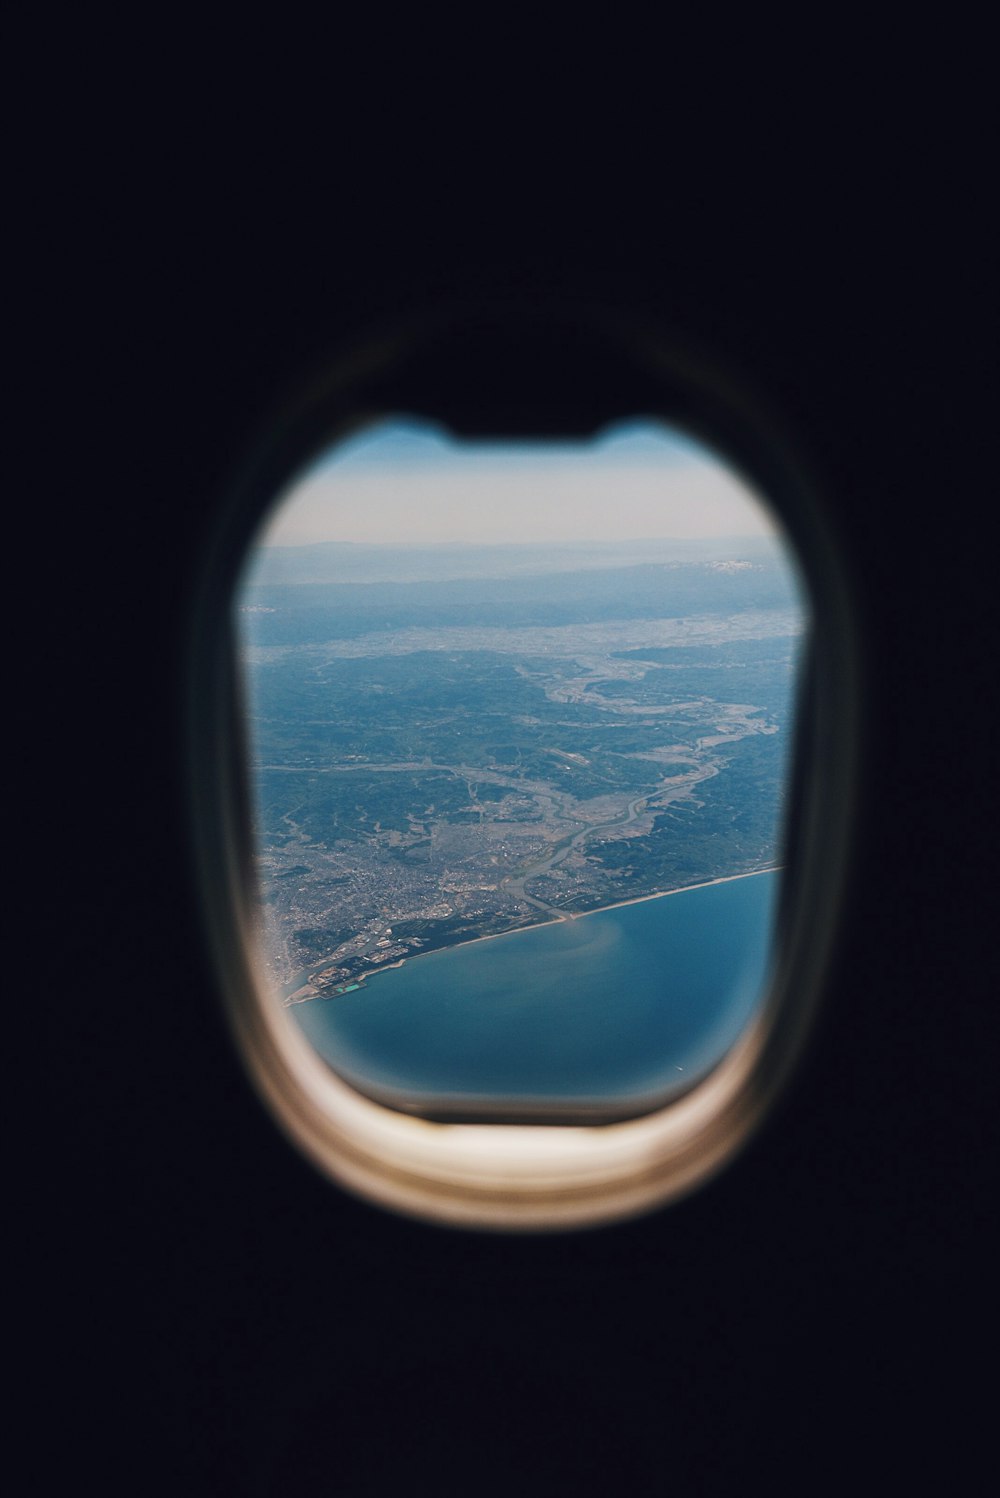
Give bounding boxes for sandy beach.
[579,865,781,918]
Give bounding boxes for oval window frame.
[186,304,860,1230]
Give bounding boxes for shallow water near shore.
[290,869,780,1114]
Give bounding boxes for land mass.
[240,549,804,1001]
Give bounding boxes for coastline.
[291,864,782,1001]
[578,865,781,918]
[439,865,782,958]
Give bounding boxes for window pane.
[235,419,808,1119]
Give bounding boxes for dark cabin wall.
[46,152,992,1495]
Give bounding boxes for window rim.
[186,303,861,1230]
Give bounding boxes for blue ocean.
[290,870,779,1114]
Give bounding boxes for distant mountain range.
[240,552,803,649]
[245,535,788,588]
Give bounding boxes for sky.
[257,418,780,548]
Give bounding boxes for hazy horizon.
[245,533,789,589]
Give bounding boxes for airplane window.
[233,417,809,1126]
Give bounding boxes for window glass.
[235,419,808,1119]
